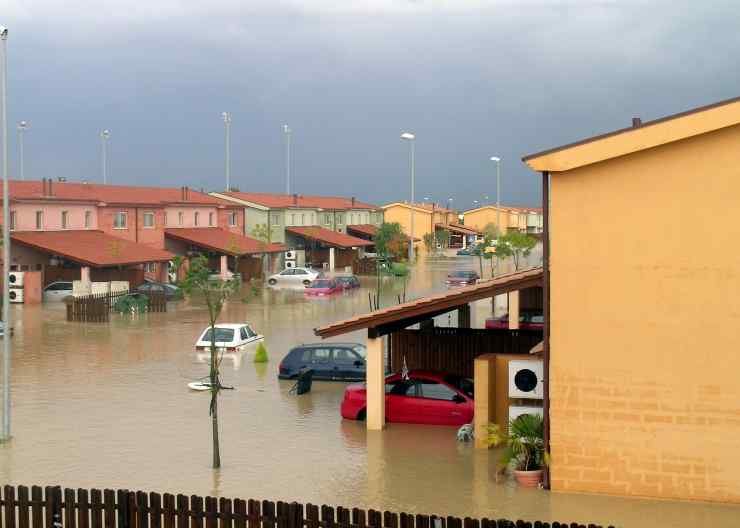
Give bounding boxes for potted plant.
[486,414,548,487]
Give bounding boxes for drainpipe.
[135,207,139,243]
[542,170,551,490]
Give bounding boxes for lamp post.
[100,129,110,184]
[17,121,28,180]
[400,132,415,261]
[490,156,501,275]
[222,112,231,191]
[1,24,11,441]
[283,125,292,194]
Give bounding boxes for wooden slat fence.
[66,291,167,322]
[0,486,615,528]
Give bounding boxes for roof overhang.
[523,95,740,172]
[314,267,543,338]
[165,228,285,256]
[286,226,374,249]
[439,223,480,236]
[209,192,271,211]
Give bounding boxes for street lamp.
[400,132,415,262]
[490,156,501,275]
[100,129,110,184]
[17,121,28,180]
[1,24,11,441]
[222,112,231,191]
[283,124,292,194]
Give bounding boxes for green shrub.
[113,294,148,314]
[254,342,268,363]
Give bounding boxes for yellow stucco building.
[382,202,460,244]
[525,96,740,502]
[463,205,543,234]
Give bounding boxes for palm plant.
[486,414,549,471]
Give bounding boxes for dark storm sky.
[4,1,740,209]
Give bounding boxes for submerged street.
[1,257,738,527]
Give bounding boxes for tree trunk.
[211,393,221,468]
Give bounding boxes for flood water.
[1,256,738,527]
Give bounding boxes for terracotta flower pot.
[513,469,544,487]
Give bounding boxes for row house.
[211,192,381,270]
[462,204,543,236]
[382,202,478,249]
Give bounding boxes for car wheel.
[268,279,277,285]
[303,280,311,286]
[356,409,366,421]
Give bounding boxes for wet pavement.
[1,256,739,527]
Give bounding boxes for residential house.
[463,205,543,235]
[524,96,740,502]
[382,202,477,248]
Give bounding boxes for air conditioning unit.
[9,289,24,303]
[508,359,544,399]
[8,271,24,287]
[285,260,297,269]
[508,405,543,424]
[285,250,296,260]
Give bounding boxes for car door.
[238,326,250,348]
[384,379,426,423]
[293,269,309,284]
[331,347,365,380]
[307,347,333,379]
[278,269,294,284]
[416,378,468,426]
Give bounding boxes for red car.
[445,270,480,286]
[340,370,474,426]
[485,309,544,330]
[305,278,343,296]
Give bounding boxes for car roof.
[203,323,253,330]
[47,281,72,286]
[389,370,461,381]
[293,342,364,349]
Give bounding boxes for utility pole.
[401,132,415,262]
[222,112,231,191]
[100,130,110,184]
[1,24,12,441]
[17,121,28,180]
[284,124,292,195]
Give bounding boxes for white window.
[85,211,92,228]
[61,211,69,229]
[114,212,127,229]
[194,212,200,226]
[300,214,305,226]
[143,212,155,228]
[229,212,237,227]
[178,212,184,226]
[35,211,44,230]
[324,214,331,226]
[9,211,16,231]
[163,212,168,226]
[209,212,214,226]
[144,262,157,273]
[337,214,344,225]
[271,213,280,226]
[290,214,295,225]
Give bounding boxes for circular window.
[514,368,538,392]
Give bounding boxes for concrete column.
[474,353,496,448]
[366,335,386,430]
[329,247,336,271]
[457,304,471,328]
[158,262,169,283]
[508,290,520,329]
[220,254,229,279]
[80,266,91,284]
[462,236,467,249]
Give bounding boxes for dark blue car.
[278,343,366,381]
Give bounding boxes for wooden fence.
[66,291,167,322]
[0,485,614,528]
[389,328,543,379]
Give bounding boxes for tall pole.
[284,125,291,195]
[17,121,27,181]
[401,132,415,262]
[100,130,110,184]
[1,25,11,441]
[222,112,231,191]
[491,156,501,276]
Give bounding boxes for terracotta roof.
[346,224,379,238]
[314,267,543,338]
[217,191,378,210]
[3,180,237,207]
[439,223,481,235]
[11,230,174,268]
[164,228,286,255]
[464,204,542,215]
[286,226,374,248]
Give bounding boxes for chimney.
[351,196,356,206]
[293,193,298,205]
[48,179,54,196]
[632,117,642,128]
[57,177,66,183]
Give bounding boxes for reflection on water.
[1,257,738,527]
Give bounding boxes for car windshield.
[444,375,474,399]
[309,280,333,288]
[450,271,474,278]
[352,345,367,359]
[201,328,235,343]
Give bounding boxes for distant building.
[382,202,479,248]
[463,205,543,235]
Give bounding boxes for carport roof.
[286,226,374,248]
[11,230,174,268]
[165,228,286,256]
[439,223,481,236]
[314,267,543,338]
[346,224,379,238]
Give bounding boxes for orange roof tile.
[164,228,286,255]
[439,223,481,235]
[286,226,374,248]
[220,191,378,210]
[346,224,379,237]
[11,230,174,268]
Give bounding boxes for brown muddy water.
[1,257,738,527]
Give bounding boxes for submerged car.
[341,370,474,426]
[335,275,361,289]
[135,281,182,300]
[278,343,367,381]
[445,270,480,286]
[195,323,263,352]
[43,281,74,302]
[304,278,343,296]
[267,267,320,286]
[485,309,544,330]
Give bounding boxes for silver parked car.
[43,281,73,302]
[267,267,320,286]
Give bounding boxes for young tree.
[472,232,494,276]
[436,229,451,249]
[422,232,436,253]
[375,222,407,260]
[179,255,240,469]
[495,232,538,270]
[251,223,271,244]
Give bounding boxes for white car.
[43,281,74,302]
[195,323,264,352]
[267,267,320,286]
